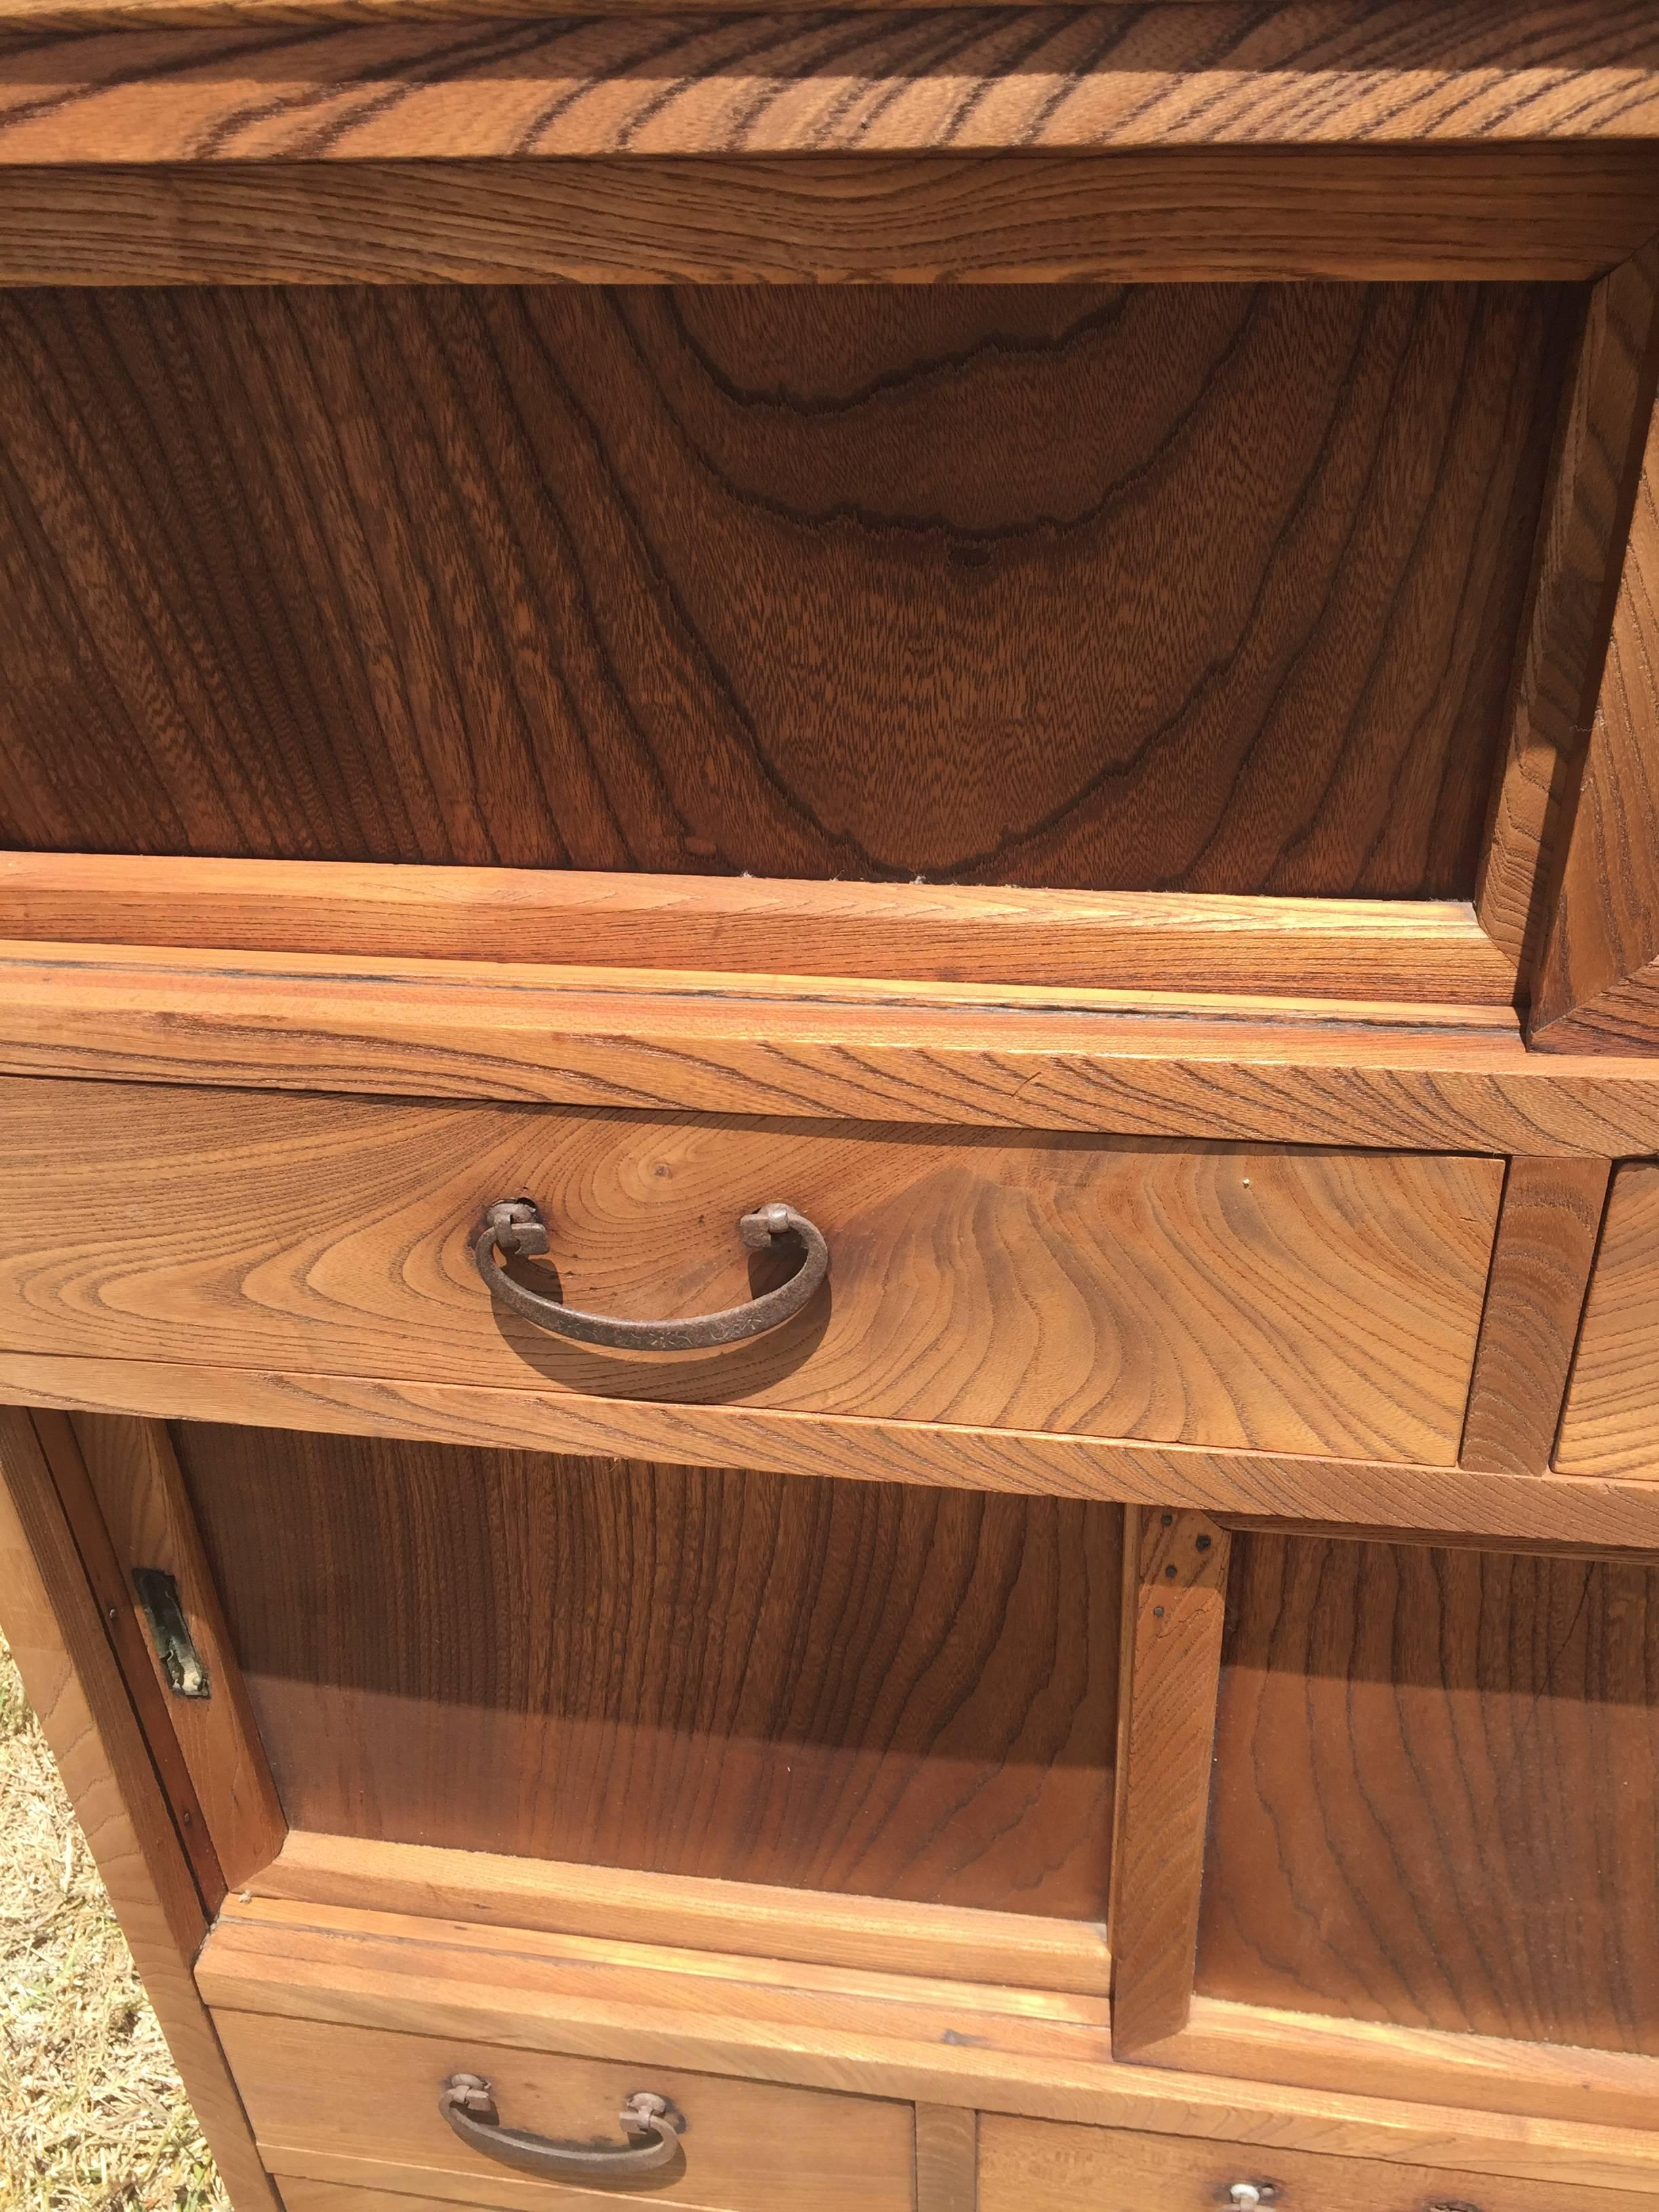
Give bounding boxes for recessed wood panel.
[1195,1533,1659,2055]
[0,1080,1505,1462]
[173,1427,1122,1919]
[1558,1161,1659,1477]
[0,281,1568,895]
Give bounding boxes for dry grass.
[0,1631,228,2212]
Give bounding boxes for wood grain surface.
[70,1412,285,1890]
[216,2009,918,2212]
[173,1425,1122,1918]
[0,281,1568,898]
[194,1893,1659,2192]
[251,1829,1115,1994]
[1458,1154,1611,1477]
[977,2112,1643,2212]
[1195,1532,1659,2057]
[0,854,1518,1007]
[1530,373,1659,1051]
[1557,1161,1659,1478]
[915,2103,978,2212]
[5,148,1656,289]
[0,1078,1505,1461]
[22,1346,1659,1549]
[20,939,1659,1157]
[1109,1511,1229,2055]
[0,1408,281,2211]
[1477,240,1659,979]
[7,7,1659,161]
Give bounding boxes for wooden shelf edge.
[0,854,1518,1008]
[249,1829,1113,1999]
[7,1348,1659,1544]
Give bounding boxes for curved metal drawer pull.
[440,2074,683,2178]
[475,1197,830,1351]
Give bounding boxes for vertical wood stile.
[1479,238,1659,989]
[0,1405,279,2211]
[914,2102,979,2212]
[71,1413,285,1891]
[1108,1509,1231,2057]
[1460,1156,1612,1475]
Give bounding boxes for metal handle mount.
[475,1197,830,1351]
[440,2074,684,2179]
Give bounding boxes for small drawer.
[978,2114,1629,2212]
[0,1076,1502,1462]
[217,2009,915,2212]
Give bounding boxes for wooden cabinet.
[6,9,1659,2212]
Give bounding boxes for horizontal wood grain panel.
[1558,1162,1659,1477]
[4,149,1653,287]
[978,2112,1641,2212]
[7,9,1659,161]
[0,856,1517,1007]
[217,2009,917,2212]
[250,1830,1113,1995]
[194,1896,1659,2191]
[0,283,1565,899]
[14,1349,1659,1546]
[17,939,1659,1155]
[1197,1534,1659,2057]
[176,1430,1122,1919]
[0,1078,1503,1460]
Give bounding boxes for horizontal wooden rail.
[0,854,1517,1006]
[9,935,1659,1153]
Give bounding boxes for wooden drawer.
[0,1077,1501,1461]
[1557,1160,1659,1477]
[216,2010,915,2212]
[977,2114,1639,2212]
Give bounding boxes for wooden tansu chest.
[9,7,1659,2209]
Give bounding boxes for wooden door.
[1109,1510,1659,2133]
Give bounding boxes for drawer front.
[977,2115,1636,2212]
[1557,1160,1659,1477]
[217,2010,915,2212]
[0,1076,1502,1461]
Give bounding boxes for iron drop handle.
[440,2074,684,2178]
[475,1197,830,1351]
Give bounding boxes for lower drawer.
[977,2114,1639,2212]
[217,2009,916,2212]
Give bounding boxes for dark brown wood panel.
[0,281,1570,895]
[1195,1533,1659,2055]
[172,1426,1123,1920]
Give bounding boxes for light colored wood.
[0,1076,1504,1465]
[914,2104,978,2212]
[9,10,1659,163]
[70,1413,285,1891]
[250,1830,1111,1999]
[1135,1995,1659,2138]
[0,856,1516,1009]
[977,2110,1648,2212]
[5,148,1653,291]
[270,2167,839,2212]
[19,937,1659,1155]
[216,2008,917,2212]
[1559,1162,1659,1476]
[1109,1513,1229,2055]
[1532,352,1659,1051]
[1478,241,1659,975]
[1459,1155,1612,1475]
[195,1895,1659,2192]
[22,1347,1659,1547]
[0,1406,279,2211]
